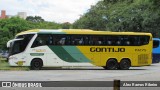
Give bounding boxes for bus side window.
[71,36,84,45]
[54,37,60,45]
[91,36,98,45]
[133,36,140,46]
[107,41,112,45]
[141,36,149,45]
[32,34,48,48]
[71,36,77,45]
[98,37,105,45]
[79,38,84,45]
[58,37,66,45]
[91,36,104,45]
[126,36,136,46]
[116,40,121,45]
[47,35,53,45]
[53,35,67,45]
[84,36,89,45]
[105,36,113,45]
[134,36,150,46]
[113,37,118,45]
[123,36,131,46]
[125,41,130,45]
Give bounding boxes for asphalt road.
[0,63,160,81]
[1,63,160,90]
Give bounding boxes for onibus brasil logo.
[1,82,42,87]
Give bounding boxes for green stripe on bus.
[48,46,79,62]
[62,46,91,62]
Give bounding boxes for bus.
[7,29,153,70]
[152,38,160,63]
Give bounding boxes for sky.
[0,0,100,23]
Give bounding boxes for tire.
[106,59,118,70]
[119,59,131,70]
[30,59,43,70]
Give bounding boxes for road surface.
[1,63,160,90]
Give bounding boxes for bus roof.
[16,29,152,36]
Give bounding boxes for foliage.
[0,16,62,50]
[26,16,44,23]
[73,0,160,37]
[1,0,160,50]
[61,22,72,29]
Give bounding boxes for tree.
[26,16,44,23]
[0,17,62,50]
[0,30,10,50]
[61,22,71,29]
[73,1,107,30]
[73,0,160,37]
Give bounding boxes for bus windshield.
[9,34,34,56]
[9,40,24,55]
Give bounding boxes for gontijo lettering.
[90,47,125,52]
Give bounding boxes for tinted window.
[53,35,68,45]
[104,35,150,46]
[32,34,53,47]
[71,36,82,45]
[153,40,160,48]
[10,40,24,55]
[9,34,34,55]
[89,36,105,45]
[31,34,150,46]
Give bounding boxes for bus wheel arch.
[105,58,118,70]
[30,58,43,70]
[119,58,131,70]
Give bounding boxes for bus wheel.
[119,59,131,70]
[30,59,43,70]
[106,59,118,70]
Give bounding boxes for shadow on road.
[39,67,147,71]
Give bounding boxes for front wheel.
[30,59,43,70]
[119,59,131,70]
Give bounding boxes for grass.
[0,57,30,71]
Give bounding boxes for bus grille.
[138,54,148,64]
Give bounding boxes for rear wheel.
[119,59,131,70]
[30,59,43,70]
[106,59,118,70]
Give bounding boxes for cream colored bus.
[7,29,152,70]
